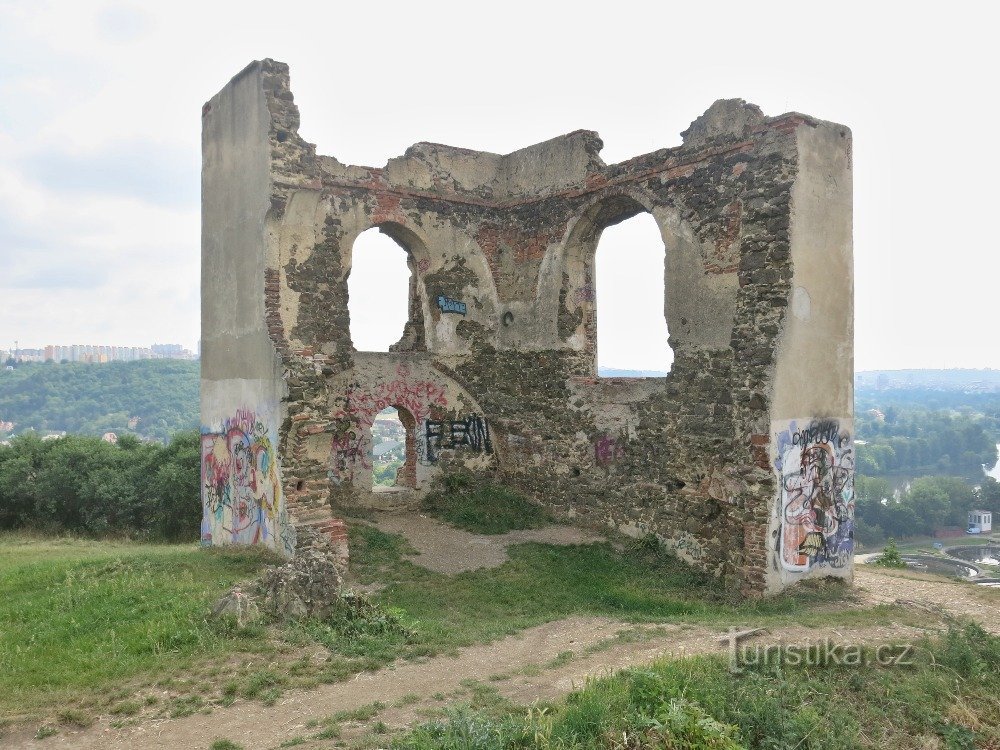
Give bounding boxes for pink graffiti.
[336,364,448,426]
[574,285,595,303]
[595,434,625,467]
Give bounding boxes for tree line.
[0,431,201,540]
[854,474,1000,545]
[0,360,198,443]
[855,406,998,476]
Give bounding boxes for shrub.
[872,538,907,569]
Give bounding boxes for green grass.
[421,474,551,534]
[894,534,1000,552]
[0,534,278,719]
[393,624,1000,750]
[0,524,945,728]
[349,524,885,659]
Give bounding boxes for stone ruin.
[200,59,854,595]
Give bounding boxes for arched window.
[370,406,417,490]
[348,228,412,352]
[595,212,672,376]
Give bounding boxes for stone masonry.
[201,60,854,595]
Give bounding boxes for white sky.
[1,0,996,370]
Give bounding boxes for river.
[985,443,1000,482]
[878,442,1000,494]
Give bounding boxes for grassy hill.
[0,360,198,442]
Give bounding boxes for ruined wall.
[201,60,853,594]
[201,65,295,556]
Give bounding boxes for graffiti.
[417,258,430,273]
[774,418,854,572]
[336,364,448,427]
[670,532,706,562]
[574,284,595,304]
[437,295,467,315]
[329,430,369,485]
[593,430,667,468]
[201,408,294,555]
[425,414,492,462]
[594,434,625,467]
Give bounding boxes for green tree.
[872,538,906,568]
[904,478,952,534]
[977,477,1000,515]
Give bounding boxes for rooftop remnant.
[201,59,854,595]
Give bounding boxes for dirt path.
[373,512,606,573]
[8,613,932,750]
[9,534,998,750]
[855,566,1000,633]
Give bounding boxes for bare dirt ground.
[372,512,606,573]
[854,566,1000,633]
[8,517,999,750]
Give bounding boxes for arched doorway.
[370,405,417,490]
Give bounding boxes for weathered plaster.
[201,60,853,594]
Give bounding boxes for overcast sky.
[1,1,996,370]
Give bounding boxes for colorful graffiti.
[201,408,294,555]
[774,418,854,572]
[425,414,492,462]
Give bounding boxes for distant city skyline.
[3,341,197,363]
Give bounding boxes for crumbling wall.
[201,59,853,594]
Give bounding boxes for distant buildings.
[3,343,197,364]
[969,510,993,534]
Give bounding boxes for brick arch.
[321,358,496,503]
[541,188,663,365]
[545,187,738,362]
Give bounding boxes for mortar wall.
[201,59,854,594]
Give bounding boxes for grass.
[56,707,93,728]
[0,523,949,729]
[421,473,551,534]
[393,624,1000,750]
[0,534,278,720]
[34,724,58,739]
[349,524,894,658]
[894,534,1000,552]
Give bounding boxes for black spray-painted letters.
[425,414,492,461]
